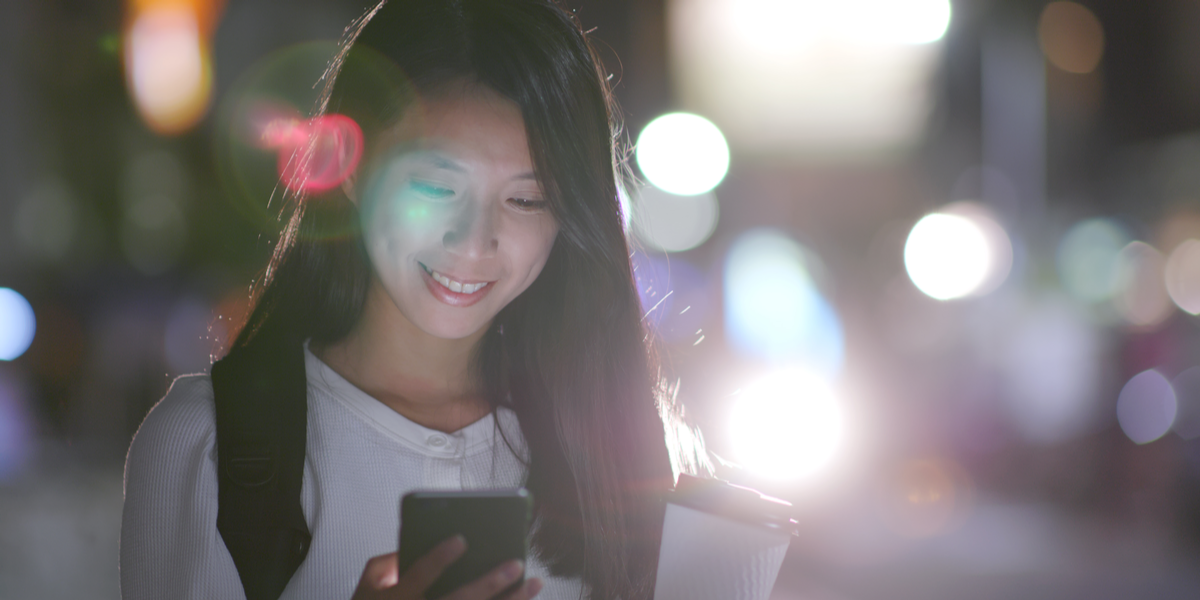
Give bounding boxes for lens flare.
[0,289,36,361]
[730,368,844,480]
[274,115,363,194]
[215,42,412,238]
[636,113,730,196]
[903,213,991,300]
[1117,369,1177,445]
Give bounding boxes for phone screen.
[398,489,532,599]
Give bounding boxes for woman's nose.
[442,197,499,258]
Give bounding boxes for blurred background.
[2,0,1200,598]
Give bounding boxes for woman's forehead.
[371,81,533,167]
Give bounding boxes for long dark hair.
[231,1,703,598]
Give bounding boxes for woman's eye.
[508,197,548,212]
[410,180,455,200]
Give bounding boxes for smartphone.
[398,489,533,599]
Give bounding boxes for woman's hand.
[352,536,544,600]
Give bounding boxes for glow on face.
[358,84,559,339]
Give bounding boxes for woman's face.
[356,82,558,340]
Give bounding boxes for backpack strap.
[211,336,311,600]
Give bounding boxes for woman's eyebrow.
[415,152,468,173]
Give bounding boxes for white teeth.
[428,267,486,294]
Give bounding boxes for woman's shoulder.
[127,373,217,462]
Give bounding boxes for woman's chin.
[412,313,493,341]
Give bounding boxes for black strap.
[211,336,311,600]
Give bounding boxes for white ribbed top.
[120,345,585,600]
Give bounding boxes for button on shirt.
[120,345,586,600]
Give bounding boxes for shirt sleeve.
[120,374,246,600]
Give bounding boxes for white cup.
[654,475,796,600]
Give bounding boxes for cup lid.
[667,474,799,536]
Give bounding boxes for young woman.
[120,1,704,599]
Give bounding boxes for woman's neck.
[312,280,492,433]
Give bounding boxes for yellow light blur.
[124,2,215,135]
[1166,239,1200,315]
[881,458,973,538]
[636,113,730,196]
[903,213,992,300]
[1039,1,1105,74]
[730,368,844,480]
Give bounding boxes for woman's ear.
[342,171,358,206]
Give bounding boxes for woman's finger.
[394,535,468,593]
[355,553,400,593]
[441,559,525,600]
[498,577,543,600]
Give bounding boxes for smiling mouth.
[419,263,490,294]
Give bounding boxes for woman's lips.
[419,263,494,307]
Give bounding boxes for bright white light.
[126,7,211,134]
[724,230,844,373]
[632,186,719,252]
[856,0,953,45]
[0,289,36,361]
[670,0,947,154]
[636,113,730,196]
[730,368,844,480]
[725,0,950,48]
[1117,369,1177,445]
[1166,239,1200,315]
[904,213,991,300]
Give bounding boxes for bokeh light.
[120,149,189,275]
[730,367,844,480]
[13,179,79,264]
[1038,2,1105,74]
[0,373,33,480]
[723,0,950,49]
[1000,297,1103,445]
[0,289,36,362]
[849,0,952,45]
[903,212,992,300]
[724,229,844,374]
[880,458,973,538]
[631,186,719,253]
[124,4,214,135]
[1057,218,1130,303]
[635,113,730,196]
[1117,369,1177,445]
[671,0,947,154]
[1165,239,1200,314]
[1113,241,1172,328]
[1172,367,1200,440]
